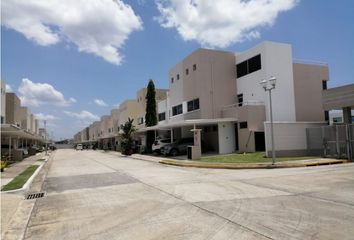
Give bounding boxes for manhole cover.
[25,192,45,200]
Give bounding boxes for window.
[193,64,197,71]
[236,54,261,78]
[138,117,144,125]
[236,61,248,78]
[322,80,327,90]
[239,122,248,129]
[237,94,243,106]
[177,74,180,80]
[324,111,329,122]
[187,98,200,112]
[248,54,261,73]
[158,112,166,121]
[172,104,183,116]
[186,68,189,75]
[171,77,174,83]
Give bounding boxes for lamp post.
[260,76,277,165]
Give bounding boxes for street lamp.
[260,76,277,165]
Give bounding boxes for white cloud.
[155,0,298,48]
[94,99,108,107]
[18,78,76,107]
[35,113,58,121]
[63,110,99,122]
[2,0,142,65]
[5,84,13,92]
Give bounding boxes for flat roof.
[137,118,237,132]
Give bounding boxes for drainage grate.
[25,192,45,200]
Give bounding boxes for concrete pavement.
[3,149,353,239]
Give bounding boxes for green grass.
[37,159,46,162]
[201,152,317,163]
[1,165,39,191]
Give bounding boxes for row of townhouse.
[1,81,46,161]
[73,88,168,150]
[74,41,352,157]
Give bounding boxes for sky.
[2,0,354,140]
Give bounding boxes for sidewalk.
[1,152,49,188]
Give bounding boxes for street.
[22,149,354,239]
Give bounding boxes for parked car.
[160,138,197,156]
[152,138,173,154]
[76,144,83,150]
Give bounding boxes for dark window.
[187,98,200,112]
[236,54,261,78]
[324,111,329,122]
[239,122,248,129]
[248,54,261,74]
[212,125,217,131]
[0,116,3,124]
[138,117,144,125]
[236,61,248,78]
[171,77,174,83]
[193,64,197,71]
[158,112,166,121]
[172,104,183,116]
[322,80,327,90]
[237,94,243,106]
[177,74,180,80]
[186,68,189,75]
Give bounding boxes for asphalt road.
[23,149,354,239]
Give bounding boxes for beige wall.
[5,93,21,125]
[18,107,31,131]
[118,99,141,128]
[168,49,236,121]
[322,83,354,110]
[1,81,5,123]
[293,63,329,121]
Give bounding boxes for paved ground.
[6,149,354,239]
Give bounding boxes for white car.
[76,144,83,150]
[152,138,172,154]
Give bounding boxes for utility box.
[187,145,201,160]
[189,128,202,160]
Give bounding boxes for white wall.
[236,41,296,121]
[264,121,326,156]
[218,122,235,154]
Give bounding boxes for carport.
[1,124,45,161]
[137,118,237,154]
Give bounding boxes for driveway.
[22,149,354,239]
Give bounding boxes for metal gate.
[307,124,353,160]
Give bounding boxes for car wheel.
[170,149,178,157]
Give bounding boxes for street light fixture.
[260,76,277,165]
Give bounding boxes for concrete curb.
[159,159,350,169]
[1,161,45,194]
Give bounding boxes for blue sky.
[2,0,354,140]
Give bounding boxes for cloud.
[64,110,99,122]
[35,113,58,121]
[2,0,143,65]
[18,78,76,107]
[5,84,13,92]
[155,0,298,48]
[94,99,108,107]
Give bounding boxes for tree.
[145,79,157,126]
[119,118,136,155]
[145,79,157,153]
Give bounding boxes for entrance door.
[254,132,265,151]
